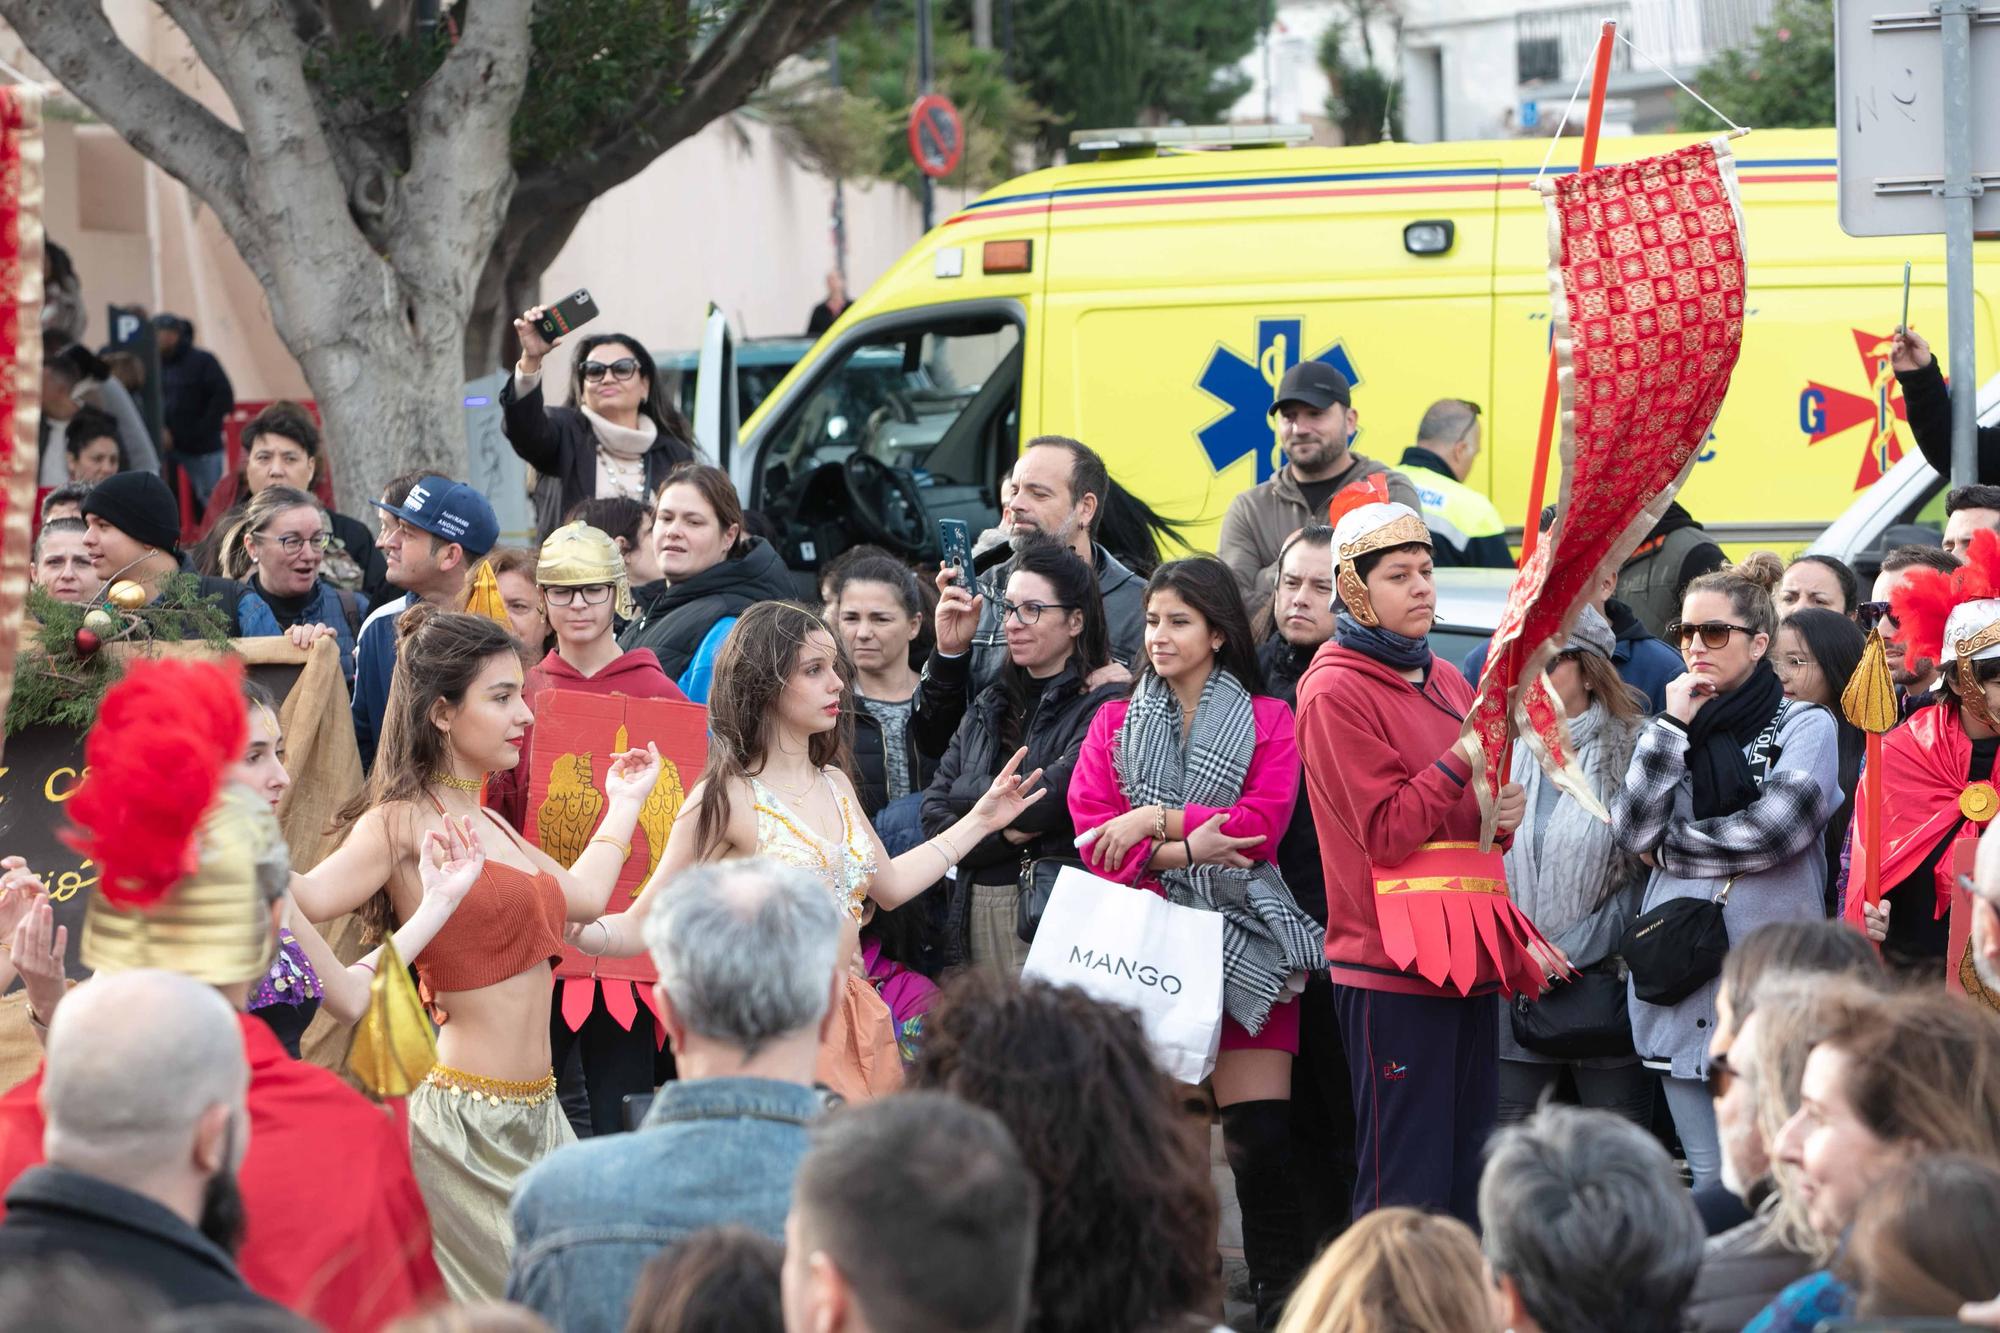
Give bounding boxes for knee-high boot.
[1222,1099,1307,1329]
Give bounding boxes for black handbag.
[1510,958,1635,1060]
[1618,877,1734,1007]
[1016,856,1085,943]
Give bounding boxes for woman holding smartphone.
[505,305,696,527]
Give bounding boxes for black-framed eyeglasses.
[1858,599,1895,634]
[1000,599,1074,625]
[1454,399,1483,446]
[545,584,613,606]
[1705,1050,1738,1101]
[580,358,642,383]
[255,530,332,554]
[1667,619,1755,650]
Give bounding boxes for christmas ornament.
[107,580,148,610]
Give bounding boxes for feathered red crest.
[62,658,248,910]
[1890,528,2000,667]
[1324,473,1391,528]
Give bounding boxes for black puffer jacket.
[1259,633,1330,923]
[499,371,696,533]
[920,661,1123,966]
[619,537,797,681]
[852,699,940,817]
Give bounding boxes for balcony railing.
[1516,0,1779,85]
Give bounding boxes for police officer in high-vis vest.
[1396,399,1513,570]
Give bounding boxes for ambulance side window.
[761,318,1021,491]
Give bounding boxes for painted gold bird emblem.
[536,751,603,869]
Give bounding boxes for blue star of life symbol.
[1196,318,1362,484]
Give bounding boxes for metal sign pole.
[917,0,935,233]
[1941,0,1982,486]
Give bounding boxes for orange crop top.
[413,806,568,1007]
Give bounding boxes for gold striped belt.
[423,1064,558,1107]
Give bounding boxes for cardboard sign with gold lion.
[526,690,707,1016]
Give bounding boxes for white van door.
[694,303,739,469]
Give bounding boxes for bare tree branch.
[0,0,255,245]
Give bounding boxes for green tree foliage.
[1317,20,1402,144]
[1001,0,1262,156]
[1679,0,1835,131]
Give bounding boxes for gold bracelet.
[1152,805,1167,841]
[588,833,631,861]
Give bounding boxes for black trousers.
[550,985,663,1138]
[1291,973,1358,1250]
[1334,985,1498,1229]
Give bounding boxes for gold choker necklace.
[430,771,484,792]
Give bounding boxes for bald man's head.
[42,969,247,1189]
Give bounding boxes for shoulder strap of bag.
[336,586,361,639]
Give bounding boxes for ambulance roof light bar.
[1068,123,1312,158]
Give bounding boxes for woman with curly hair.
[910,970,1220,1333]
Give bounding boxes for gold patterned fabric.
[0,88,43,773]
[407,1064,573,1301]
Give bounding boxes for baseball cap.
[372,476,499,557]
[1269,360,1353,415]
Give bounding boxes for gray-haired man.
[508,857,846,1333]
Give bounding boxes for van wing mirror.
[694,303,739,467]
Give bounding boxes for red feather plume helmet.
[1890,528,2000,671]
[62,657,248,910]
[1324,473,1392,528]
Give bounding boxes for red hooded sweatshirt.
[1295,641,1525,998]
[487,647,686,1037]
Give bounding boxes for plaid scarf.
[1115,669,1326,1034]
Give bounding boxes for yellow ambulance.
[708,125,1997,570]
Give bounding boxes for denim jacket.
[506,1077,825,1333]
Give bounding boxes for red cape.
[1845,701,1999,927]
[0,1013,442,1331]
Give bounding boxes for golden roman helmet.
[83,785,285,986]
[1330,501,1431,627]
[536,520,637,621]
[1942,598,2000,736]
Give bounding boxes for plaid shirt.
[1610,712,1832,880]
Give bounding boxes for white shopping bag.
[1022,865,1225,1084]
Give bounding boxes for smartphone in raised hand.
[938,517,973,591]
[534,289,598,344]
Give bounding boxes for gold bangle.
[589,833,630,861]
[1152,805,1167,841]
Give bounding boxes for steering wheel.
[842,453,928,554]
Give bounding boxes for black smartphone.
[534,289,598,343]
[938,517,973,590]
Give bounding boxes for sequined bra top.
[749,772,877,921]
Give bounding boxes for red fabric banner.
[0,89,43,770]
[1466,139,1747,839]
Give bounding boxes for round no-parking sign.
[908,93,964,179]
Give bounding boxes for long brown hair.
[1847,1154,2000,1319]
[335,605,520,936]
[1571,647,1646,723]
[691,601,856,858]
[1812,986,2000,1161]
[1276,1206,1493,1333]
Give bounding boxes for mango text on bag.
[1068,946,1183,995]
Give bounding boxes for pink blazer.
[1068,694,1300,892]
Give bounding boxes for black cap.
[1268,360,1352,415]
[81,471,181,553]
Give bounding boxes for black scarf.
[1334,610,1431,672]
[1684,657,1785,820]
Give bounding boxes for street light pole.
[1940,0,1980,487]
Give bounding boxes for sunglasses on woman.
[1667,620,1755,650]
[1705,1051,1738,1100]
[1857,600,1894,635]
[580,358,642,383]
